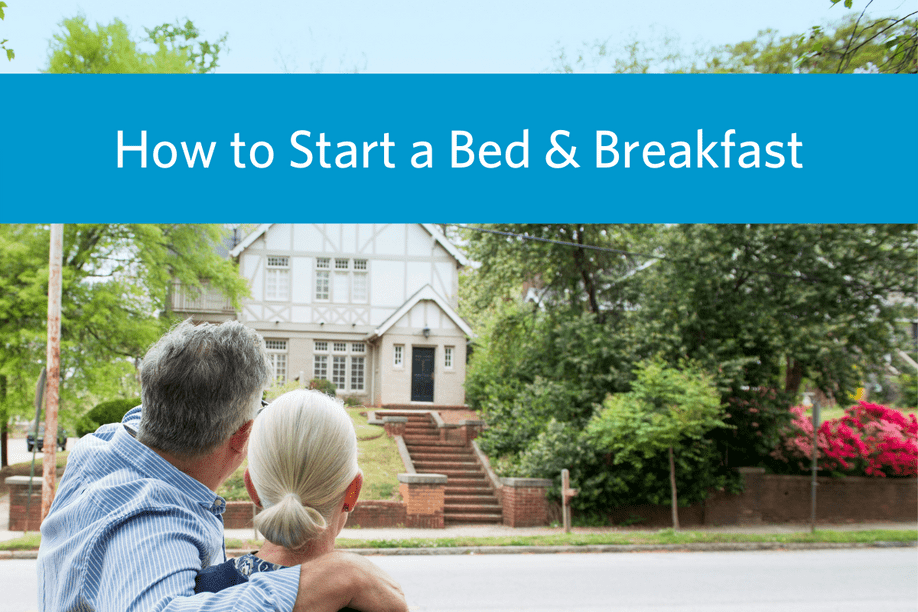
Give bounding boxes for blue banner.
[1,74,915,222]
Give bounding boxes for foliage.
[308,378,337,397]
[45,15,227,74]
[0,1,13,61]
[771,402,918,477]
[76,398,140,437]
[0,225,249,458]
[550,13,916,74]
[589,359,727,458]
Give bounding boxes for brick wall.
[348,500,407,528]
[398,475,446,528]
[6,477,43,532]
[500,478,552,527]
[224,501,261,529]
[595,469,918,528]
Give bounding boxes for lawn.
[216,407,403,502]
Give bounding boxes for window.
[350,357,365,391]
[314,340,365,393]
[314,257,368,303]
[265,339,288,383]
[444,346,454,369]
[353,259,368,303]
[332,356,347,388]
[266,256,290,301]
[313,355,328,380]
[315,258,330,300]
[393,345,403,367]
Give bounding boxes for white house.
[171,224,473,407]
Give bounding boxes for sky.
[1,0,915,73]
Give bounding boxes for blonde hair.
[248,389,358,550]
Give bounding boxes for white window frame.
[313,340,367,393]
[350,356,365,392]
[266,256,290,301]
[315,258,330,301]
[393,344,404,368]
[444,346,454,370]
[265,339,288,384]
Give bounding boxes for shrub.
[308,378,337,397]
[77,397,140,437]
[771,401,918,477]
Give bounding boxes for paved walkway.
[3,490,914,545]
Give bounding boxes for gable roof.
[229,223,469,267]
[368,284,474,340]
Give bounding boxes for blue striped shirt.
[37,407,300,611]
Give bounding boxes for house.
[170,224,473,407]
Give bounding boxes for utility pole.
[41,224,63,520]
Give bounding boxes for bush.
[77,397,140,437]
[771,401,918,477]
[308,378,337,397]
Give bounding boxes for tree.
[588,359,727,529]
[707,14,917,73]
[0,224,248,467]
[45,15,227,74]
[0,2,13,61]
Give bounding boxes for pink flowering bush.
[771,401,917,478]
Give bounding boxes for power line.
[450,224,911,290]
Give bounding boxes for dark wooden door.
[411,347,435,402]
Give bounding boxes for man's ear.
[229,420,254,454]
[342,472,363,512]
[243,468,262,508]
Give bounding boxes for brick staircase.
[398,412,503,525]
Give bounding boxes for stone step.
[410,452,473,461]
[445,489,497,504]
[444,478,491,487]
[405,445,470,453]
[412,461,478,470]
[431,468,483,477]
[444,513,503,524]
[402,436,441,444]
[445,500,501,510]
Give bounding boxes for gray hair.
[137,320,271,457]
[249,390,359,550]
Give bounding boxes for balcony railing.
[170,282,235,313]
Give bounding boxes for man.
[37,320,407,612]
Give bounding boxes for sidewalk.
[3,490,915,548]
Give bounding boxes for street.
[5,435,81,467]
[2,548,916,611]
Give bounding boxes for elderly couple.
[36,320,408,612]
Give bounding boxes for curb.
[3,540,915,560]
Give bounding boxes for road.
[3,548,916,612]
[6,436,81,467]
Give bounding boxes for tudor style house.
[170,224,473,407]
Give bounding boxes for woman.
[195,389,366,604]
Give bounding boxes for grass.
[215,407,403,502]
[6,529,916,553]
[128,528,918,554]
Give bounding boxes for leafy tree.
[0,224,248,467]
[588,359,728,529]
[708,14,917,73]
[45,15,227,74]
[0,1,12,61]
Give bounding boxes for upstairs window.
[315,258,330,300]
[266,256,290,301]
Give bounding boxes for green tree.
[45,15,227,74]
[588,359,727,529]
[0,224,248,467]
[0,2,13,61]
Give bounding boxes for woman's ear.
[342,472,363,512]
[243,468,262,508]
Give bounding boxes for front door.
[411,347,435,402]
